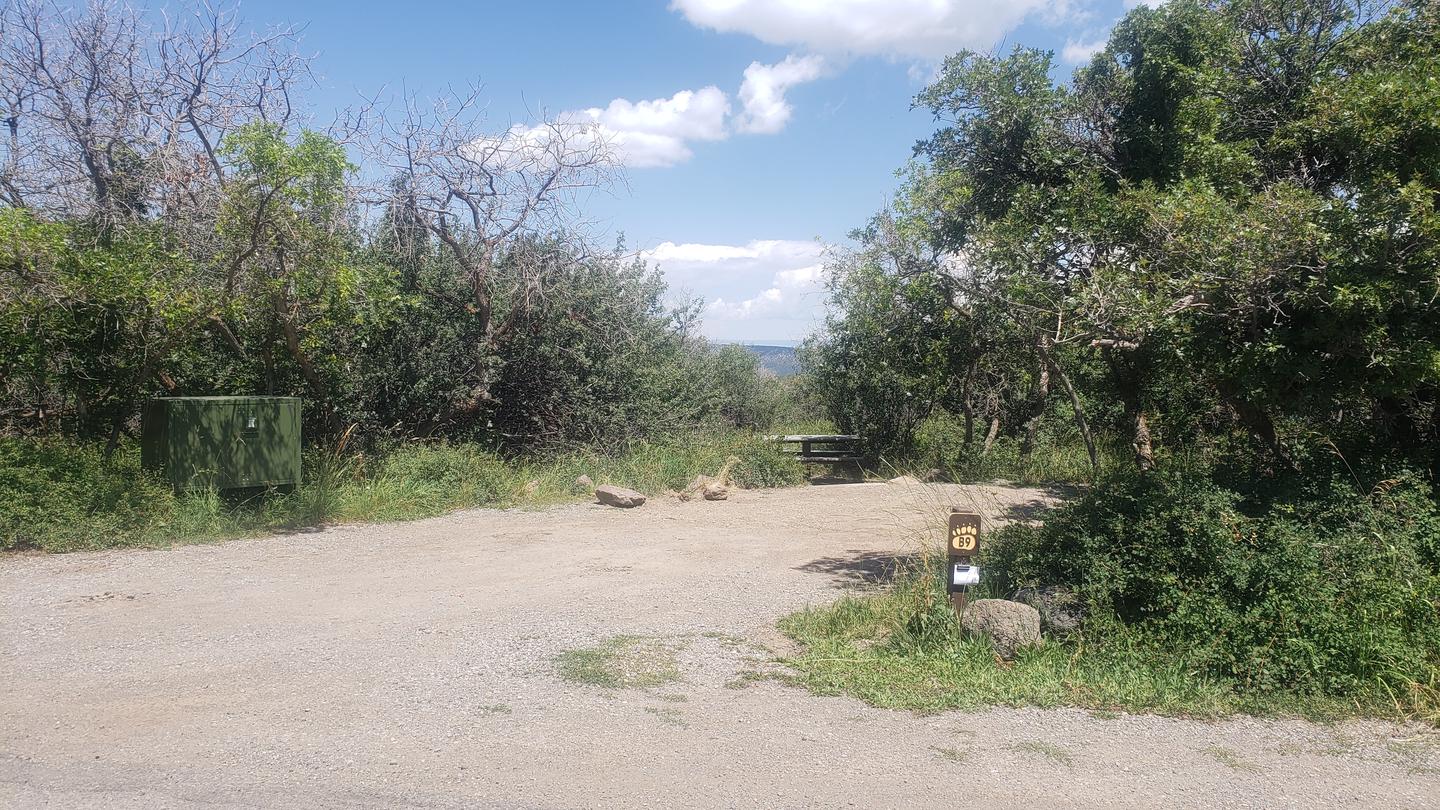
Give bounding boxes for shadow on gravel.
[994,483,1081,524]
[807,475,878,486]
[795,549,922,588]
[998,498,1059,522]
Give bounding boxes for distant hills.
[735,343,801,377]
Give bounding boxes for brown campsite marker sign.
[947,510,981,614]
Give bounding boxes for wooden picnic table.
[767,434,864,463]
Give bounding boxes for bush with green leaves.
[729,435,807,489]
[986,464,1440,706]
[0,438,175,552]
[375,444,512,504]
[806,0,1440,482]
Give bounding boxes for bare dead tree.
[362,85,620,418]
[0,0,311,234]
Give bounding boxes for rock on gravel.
[961,598,1042,659]
[595,484,646,508]
[702,482,729,501]
[678,474,712,501]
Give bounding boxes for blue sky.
[241,0,1147,342]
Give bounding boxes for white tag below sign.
[952,564,980,587]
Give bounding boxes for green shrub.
[375,444,512,504]
[729,435,807,489]
[0,438,175,552]
[913,410,970,467]
[986,463,1440,708]
[903,410,1108,485]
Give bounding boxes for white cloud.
[1062,37,1107,63]
[645,239,825,276]
[642,239,828,340]
[671,0,1061,60]
[775,264,824,287]
[490,86,729,169]
[484,55,830,170]
[704,261,824,322]
[593,88,730,142]
[736,54,827,135]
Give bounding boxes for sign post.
[947,510,981,617]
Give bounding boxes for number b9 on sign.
[949,512,980,555]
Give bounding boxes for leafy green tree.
[213,123,397,434]
[815,0,1440,478]
[0,209,211,444]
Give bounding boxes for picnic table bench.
[767,434,864,463]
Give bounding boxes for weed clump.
[729,435,806,489]
[0,438,175,552]
[554,635,684,690]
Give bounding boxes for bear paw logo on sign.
[951,524,977,552]
[948,511,981,555]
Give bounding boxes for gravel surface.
[2,481,1437,809]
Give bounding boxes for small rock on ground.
[961,598,1042,659]
[595,484,646,508]
[678,474,714,502]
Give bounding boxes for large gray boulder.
[960,599,1042,659]
[1012,585,1086,635]
[595,484,646,508]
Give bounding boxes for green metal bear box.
[141,397,301,492]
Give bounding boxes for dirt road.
[2,481,1436,809]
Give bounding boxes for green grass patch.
[1009,740,1073,767]
[644,706,689,728]
[0,431,805,553]
[931,746,969,762]
[1204,746,1260,773]
[553,635,685,690]
[778,554,1437,723]
[781,596,1236,717]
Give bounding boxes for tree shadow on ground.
[992,483,1081,524]
[999,498,1059,523]
[805,461,871,485]
[795,550,924,588]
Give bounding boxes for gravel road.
[2,481,1436,809]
